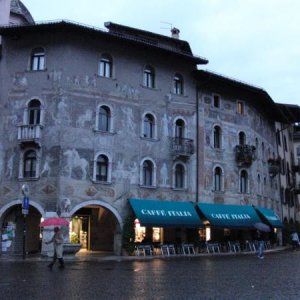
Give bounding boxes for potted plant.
[122,215,136,255]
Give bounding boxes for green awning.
[254,207,283,228]
[197,203,261,229]
[128,198,203,228]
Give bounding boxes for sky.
[21,0,300,106]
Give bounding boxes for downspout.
[196,87,199,203]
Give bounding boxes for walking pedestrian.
[291,231,300,250]
[256,230,265,259]
[46,226,65,270]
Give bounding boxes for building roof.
[193,69,285,122]
[0,20,208,65]
[276,103,300,123]
[10,0,34,24]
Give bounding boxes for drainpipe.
[196,87,199,203]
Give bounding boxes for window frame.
[140,158,156,187]
[143,65,155,88]
[213,94,220,108]
[240,169,248,194]
[96,155,109,182]
[30,47,45,71]
[213,125,222,149]
[173,73,184,95]
[19,148,40,180]
[98,105,111,132]
[175,118,186,140]
[238,131,246,146]
[237,100,244,115]
[93,152,112,183]
[173,162,186,189]
[213,166,223,192]
[28,99,41,125]
[98,54,113,78]
[142,112,157,140]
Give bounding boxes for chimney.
[171,27,180,39]
[0,0,11,25]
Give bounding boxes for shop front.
[196,203,282,251]
[128,198,203,249]
[254,206,283,228]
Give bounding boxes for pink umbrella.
[40,217,69,227]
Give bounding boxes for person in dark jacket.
[256,230,265,259]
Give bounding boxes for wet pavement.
[1,248,300,299]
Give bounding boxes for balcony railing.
[17,124,42,147]
[291,183,300,195]
[292,165,300,173]
[171,137,194,159]
[235,144,256,167]
[268,158,281,177]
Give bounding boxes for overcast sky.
[22,0,299,106]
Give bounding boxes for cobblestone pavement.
[1,250,300,300]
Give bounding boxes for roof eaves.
[0,20,208,64]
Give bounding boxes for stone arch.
[0,199,45,222]
[68,199,123,229]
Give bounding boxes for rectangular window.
[31,54,45,71]
[213,95,220,108]
[237,101,244,114]
[99,60,111,78]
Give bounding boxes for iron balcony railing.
[268,158,281,177]
[235,144,256,167]
[171,137,194,158]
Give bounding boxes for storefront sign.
[141,209,193,218]
[210,213,251,220]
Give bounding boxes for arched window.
[214,167,222,191]
[96,155,109,182]
[30,47,45,71]
[143,114,154,138]
[213,126,222,149]
[98,105,111,131]
[239,131,246,146]
[276,129,281,146]
[240,170,248,193]
[143,65,155,88]
[175,119,185,140]
[28,99,41,125]
[142,160,153,186]
[173,73,183,95]
[257,174,261,195]
[99,54,112,78]
[23,150,37,178]
[174,163,185,189]
[262,142,265,160]
[283,135,288,151]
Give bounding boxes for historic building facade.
[0,0,299,255]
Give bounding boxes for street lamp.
[21,184,30,259]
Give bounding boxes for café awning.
[254,207,283,228]
[128,198,203,228]
[197,203,261,229]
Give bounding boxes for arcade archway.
[0,201,43,254]
[69,201,122,254]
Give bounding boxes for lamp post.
[21,184,30,259]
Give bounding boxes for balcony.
[171,137,194,160]
[17,124,42,148]
[268,158,281,178]
[235,144,256,167]
[290,183,300,195]
[292,165,300,173]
